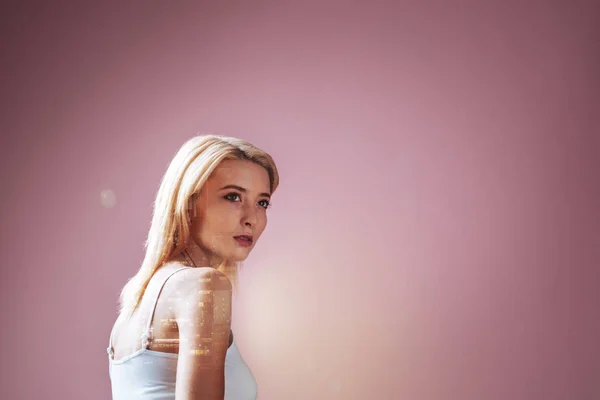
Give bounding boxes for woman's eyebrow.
[219,184,271,199]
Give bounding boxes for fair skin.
[110,158,271,399]
[172,157,272,268]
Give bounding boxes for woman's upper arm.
[174,267,233,400]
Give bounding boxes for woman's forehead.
[208,159,270,191]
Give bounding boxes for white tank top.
[107,266,257,399]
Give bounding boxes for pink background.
[1,1,599,399]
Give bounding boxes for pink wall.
[1,1,598,399]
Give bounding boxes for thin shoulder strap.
[141,266,192,348]
[107,266,192,357]
[107,315,119,357]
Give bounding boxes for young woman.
[107,135,279,399]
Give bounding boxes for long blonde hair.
[116,134,279,320]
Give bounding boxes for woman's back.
[107,265,257,400]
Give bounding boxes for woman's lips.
[233,236,253,247]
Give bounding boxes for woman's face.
[188,159,272,265]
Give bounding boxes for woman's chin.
[232,248,253,260]
[231,252,250,261]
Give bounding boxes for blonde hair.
[116,134,279,320]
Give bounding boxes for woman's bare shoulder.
[168,266,232,294]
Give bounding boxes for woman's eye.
[225,193,271,209]
[224,193,241,202]
[259,200,271,209]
